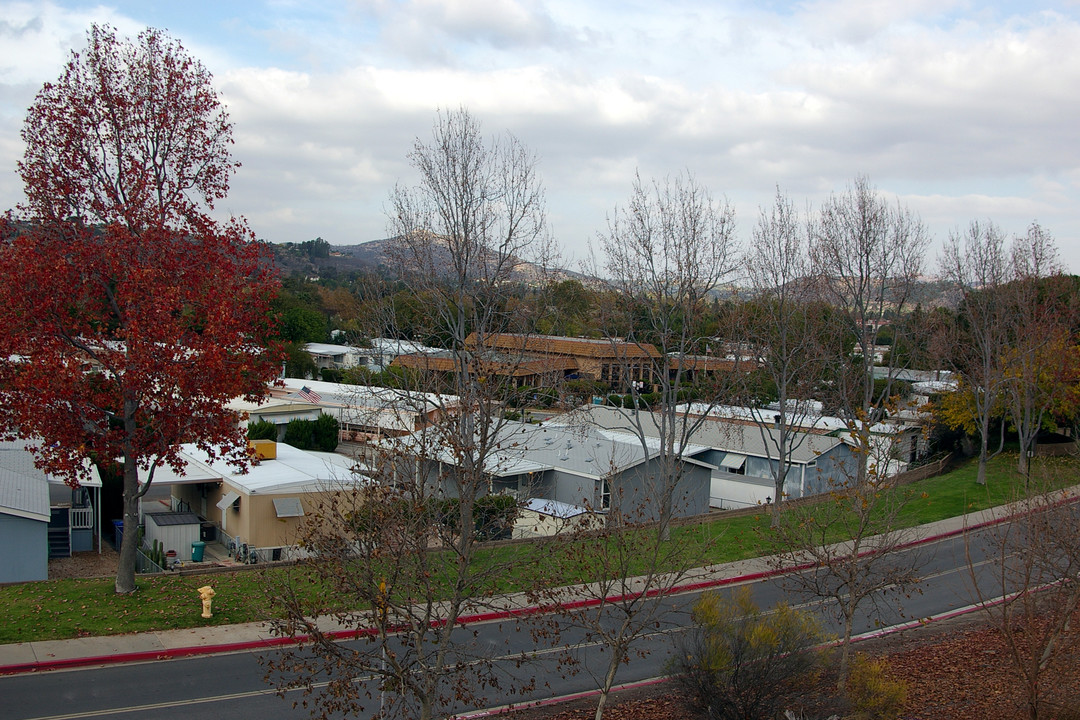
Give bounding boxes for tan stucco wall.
[171,481,352,551]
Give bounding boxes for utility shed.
[0,455,50,582]
[145,512,200,561]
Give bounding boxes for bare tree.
[769,471,924,687]
[521,171,736,720]
[939,220,1012,485]
[967,475,1080,719]
[741,187,834,525]
[266,454,531,719]
[592,170,737,536]
[810,175,930,483]
[527,457,719,720]
[265,108,549,720]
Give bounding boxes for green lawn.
[1,451,1072,645]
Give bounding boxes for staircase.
[48,507,71,558]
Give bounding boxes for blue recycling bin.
[112,519,123,548]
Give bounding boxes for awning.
[719,453,747,470]
[273,497,304,518]
[215,490,240,510]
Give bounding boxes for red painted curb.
[3,500,1065,677]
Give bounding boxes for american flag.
[298,385,322,403]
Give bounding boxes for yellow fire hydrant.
[198,585,215,618]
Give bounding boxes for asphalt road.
[0,525,1018,720]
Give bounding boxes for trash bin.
[112,519,123,548]
[191,541,206,562]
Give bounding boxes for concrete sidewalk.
[0,495,1052,676]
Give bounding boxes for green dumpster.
[191,541,206,562]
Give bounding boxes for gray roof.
[565,405,843,465]
[390,417,709,478]
[0,441,52,522]
[146,511,201,526]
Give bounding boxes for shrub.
[534,387,558,408]
[431,498,460,535]
[475,494,518,540]
[283,417,314,449]
[247,419,278,441]
[670,587,830,720]
[319,367,344,383]
[845,654,907,720]
[311,412,340,452]
[506,386,532,408]
[282,413,339,452]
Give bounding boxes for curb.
[0,499,1060,677]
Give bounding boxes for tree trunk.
[770,461,787,528]
[115,458,140,594]
[595,651,623,720]
[976,398,991,486]
[837,605,855,690]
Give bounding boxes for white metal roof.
[304,342,368,356]
[0,439,102,487]
[275,378,459,415]
[0,439,103,522]
[569,405,844,465]
[0,463,49,523]
[145,442,367,496]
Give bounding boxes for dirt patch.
[48,547,119,580]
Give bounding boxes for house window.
[600,477,611,510]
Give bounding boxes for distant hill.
[270,236,585,285]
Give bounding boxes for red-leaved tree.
[0,24,279,594]
[18,24,237,233]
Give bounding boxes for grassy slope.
[0,451,1069,645]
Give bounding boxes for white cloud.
[3,1,1080,269]
[796,0,964,45]
[410,0,564,47]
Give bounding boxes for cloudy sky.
[2,0,1079,273]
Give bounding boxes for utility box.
[248,439,277,461]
